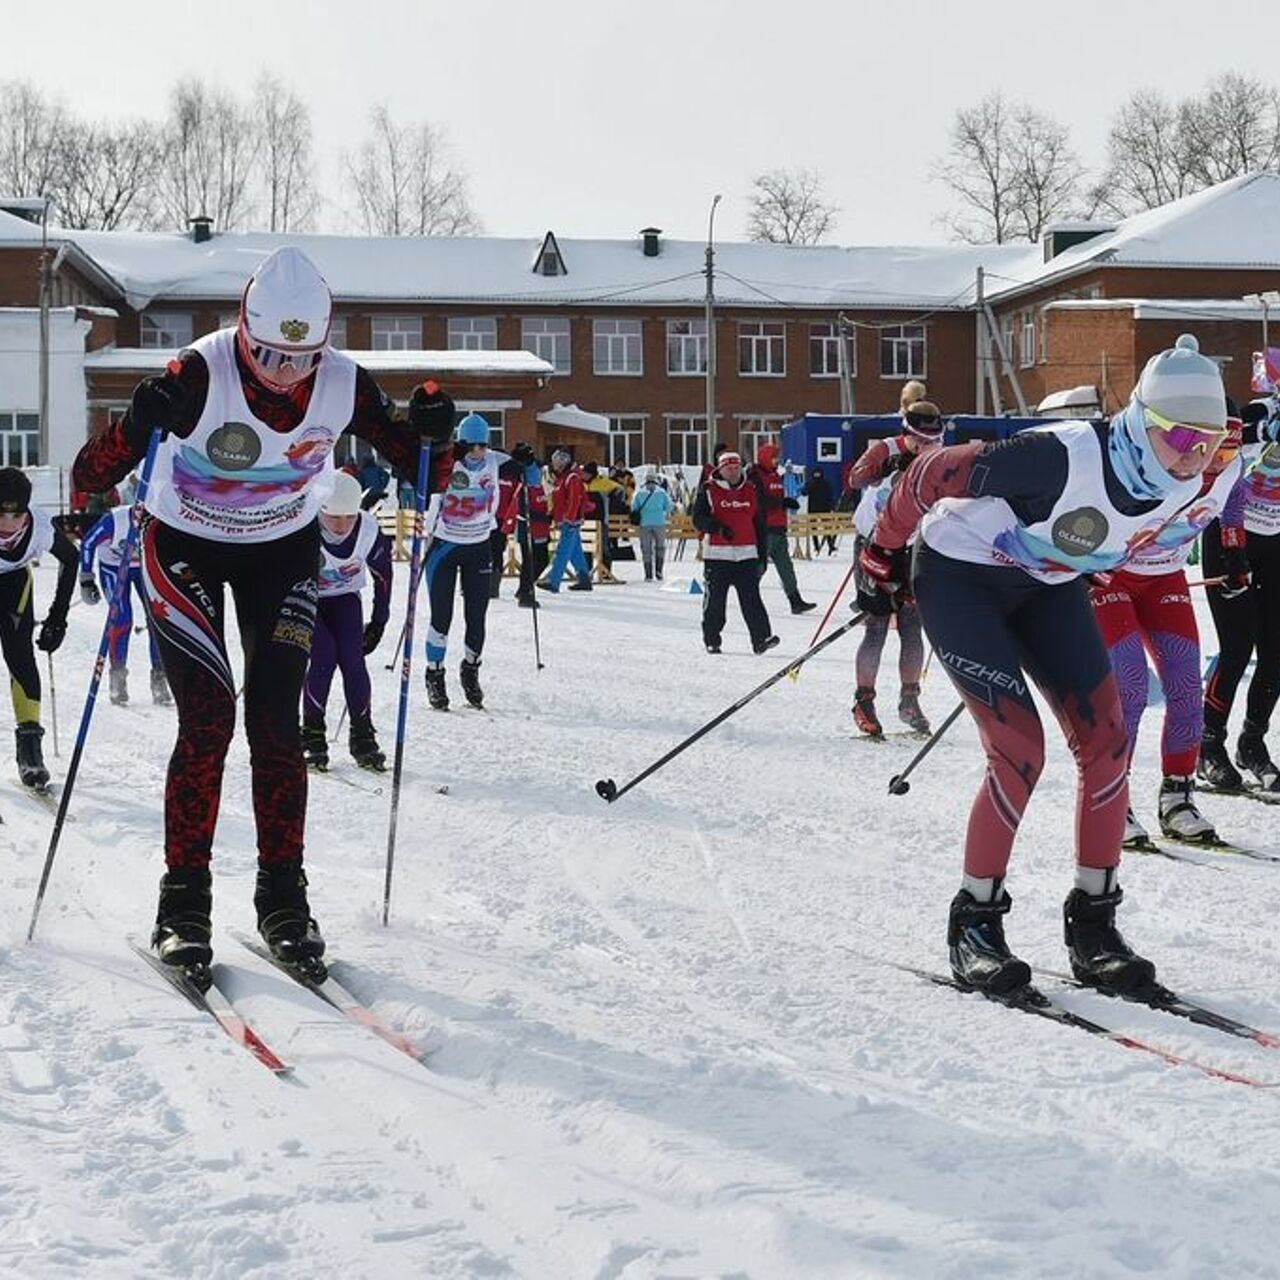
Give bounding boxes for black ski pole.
[28,427,162,942]
[516,483,544,671]
[887,701,964,796]
[596,611,867,804]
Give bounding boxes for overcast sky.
[4,0,1278,246]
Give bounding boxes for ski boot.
[948,882,1031,995]
[424,664,450,711]
[788,593,817,615]
[150,667,172,706]
[536,580,559,595]
[1122,805,1153,851]
[852,687,883,738]
[301,719,329,771]
[15,723,49,791]
[1063,878,1155,993]
[1158,775,1219,844]
[752,634,780,655]
[1197,725,1243,790]
[349,712,386,771]
[705,639,722,655]
[152,867,214,975]
[516,590,539,610]
[254,861,326,977]
[1236,721,1280,791]
[568,573,593,591]
[898,683,931,735]
[459,658,484,709]
[109,663,129,706]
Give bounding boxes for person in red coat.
[692,451,778,654]
[540,449,592,592]
[747,443,814,614]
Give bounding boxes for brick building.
[2,171,1280,472]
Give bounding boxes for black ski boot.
[459,658,484,709]
[948,883,1031,995]
[1063,880,1155,993]
[1236,721,1280,791]
[301,719,329,770]
[152,867,213,974]
[898,683,931,735]
[109,664,128,706]
[788,594,817,615]
[1198,724,1243,790]
[752,634,780,655]
[150,667,173,706]
[349,712,386,771]
[424,664,450,711]
[15,723,49,790]
[516,590,539,610]
[255,861,326,975]
[568,573,593,591]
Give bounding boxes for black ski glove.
[128,360,190,443]
[362,619,385,655]
[36,614,67,653]
[783,497,800,511]
[510,441,537,467]
[855,541,906,617]
[408,380,456,444]
[1222,546,1251,598]
[79,576,101,606]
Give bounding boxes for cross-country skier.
[0,468,76,790]
[422,413,510,710]
[862,334,1228,996]
[1199,393,1280,791]
[71,246,454,973]
[1090,399,1245,846]
[847,400,945,737]
[78,501,171,706]
[302,470,392,771]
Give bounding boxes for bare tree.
[343,106,479,236]
[254,74,318,233]
[1091,89,1197,217]
[1181,71,1280,187]
[745,168,837,244]
[51,119,159,230]
[939,93,1084,243]
[153,79,260,231]
[0,80,67,203]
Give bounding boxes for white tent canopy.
[536,402,610,435]
[1036,385,1102,418]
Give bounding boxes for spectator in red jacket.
[747,443,814,614]
[539,449,592,593]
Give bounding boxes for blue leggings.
[424,539,491,665]
[100,563,160,668]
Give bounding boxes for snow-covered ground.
[4,544,1280,1279]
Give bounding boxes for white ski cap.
[240,247,332,353]
[322,471,363,517]
[1134,333,1226,430]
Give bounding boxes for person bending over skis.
[861,334,1227,996]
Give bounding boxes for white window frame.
[593,318,643,376]
[521,317,570,374]
[809,322,851,379]
[140,311,193,349]
[665,319,707,376]
[879,324,926,379]
[371,315,422,351]
[816,436,843,462]
[738,321,786,377]
[665,416,708,465]
[0,411,41,466]
[607,414,647,468]
[738,415,789,463]
[1000,315,1015,367]
[448,316,497,351]
[328,315,348,349]
[1020,310,1036,368]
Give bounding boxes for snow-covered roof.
[84,346,554,376]
[989,173,1280,301]
[1036,385,1101,414]
[58,224,1030,313]
[1046,297,1276,321]
[0,207,47,243]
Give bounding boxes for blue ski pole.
[382,441,432,926]
[28,427,162,942]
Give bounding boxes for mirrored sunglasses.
[250,343,322,376]
[1140,401,1228,457]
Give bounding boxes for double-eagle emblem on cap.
[278,318,311,343]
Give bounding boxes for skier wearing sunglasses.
[860,334,1226,997]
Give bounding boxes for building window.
[328,315,348,349]
[738,321,786,377]
[371,315,422,351]
[809,322,852,379]
[455,407,504,449]
[0,412,40,466]
[1020,310,1036,368]
[816,436,842,462]
[607,414,647,468]
[879,324,926,378]
[448,317,497,351]
[140,311,193,348]
[666,319,707,375]
[593,319,643,375]
[739,415,789,463]
[1000,315,1015,367]
[522,317,570,374]
[666,416,708,465]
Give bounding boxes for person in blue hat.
[423,413,511,710]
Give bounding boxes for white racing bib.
[318,511,379,597]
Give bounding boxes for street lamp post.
[704,194,722,468]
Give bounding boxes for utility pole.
[836,312,855,415]
[975,268,986,416]
[38,196,51,468]
[704,194,722,467]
